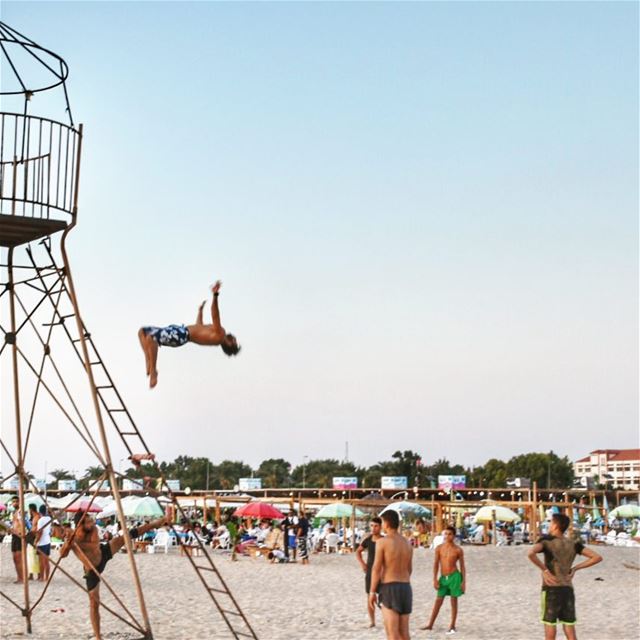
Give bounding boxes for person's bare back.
[377,533,413,584]
[369,511,413,640]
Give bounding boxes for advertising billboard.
[57,479,77,491]
[165,479,181,491]
[333,476,358,490]
[506,477,531,489]
[381,476,408,490]
[3,477,20,490]
[122,478,144,491]
[239,478,262,491]
[438,475,466,490]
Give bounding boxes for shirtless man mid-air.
[138,280,240,388]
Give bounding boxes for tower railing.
[0,112,81,221]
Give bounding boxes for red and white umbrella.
[233,502,284,520]
[64,498,102,513]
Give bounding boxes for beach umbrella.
[65,498,102,513]
[98,495,166,519]
[475,505,521,523]
[380,501,430,520]
[122,497,164,518]
[609,504,640,519]
[602,494,609,515]
[0,503,6,511]
[23,493,45,509]
[316,502,364,519]
[233,502,284,520]
[591,499,600,521]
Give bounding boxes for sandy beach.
[1,544,638,640]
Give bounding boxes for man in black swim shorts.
[369,510,413,640]
[138,280,241,388]
[58,511,168,640]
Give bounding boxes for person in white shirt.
[35,505,52,582]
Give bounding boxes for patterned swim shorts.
[142,325,190,347]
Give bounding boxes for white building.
[574,449,640,490]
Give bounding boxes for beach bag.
[27,543,40,576]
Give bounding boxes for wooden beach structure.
[0,22,256,640]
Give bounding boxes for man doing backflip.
[528,513,601,640]
[57,512,167,640]
[421,525,466,635]
[138,280,240,388]
[369,510,413,640]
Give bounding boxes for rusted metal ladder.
[29,242,258,640]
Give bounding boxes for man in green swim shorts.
[421,526,466,635]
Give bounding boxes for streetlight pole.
[303,455,308,489]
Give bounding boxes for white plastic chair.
[212,530,230,550]
[324,532,339,553]
[152,529,171,554]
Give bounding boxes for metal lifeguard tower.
[0,22,257,640]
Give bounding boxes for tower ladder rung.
[221,609,243,617]
[206,586,228,594]
[118,431,139,436]
[232,631,256,638]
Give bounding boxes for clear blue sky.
[1,1,638,480]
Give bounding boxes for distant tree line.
[50,449,575,492]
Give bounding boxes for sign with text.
[165,479,181,492]
[57,479,77,491]
[239,478,262,491]
[333,476,358,490]
[122,478,144,491]
[438,475,466,490]
[3,477,20,490]
[381,476,408,490]
[506,477,531,489]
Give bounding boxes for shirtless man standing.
[421,526,466,635]
[369,510,413,640]
[138,280,240,388]
[57,511,167,640]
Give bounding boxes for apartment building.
[574,449,640,490]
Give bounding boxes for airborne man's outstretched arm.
[210,280,222,331]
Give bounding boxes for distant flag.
[591,498,600,521]
[572,501,579,522]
